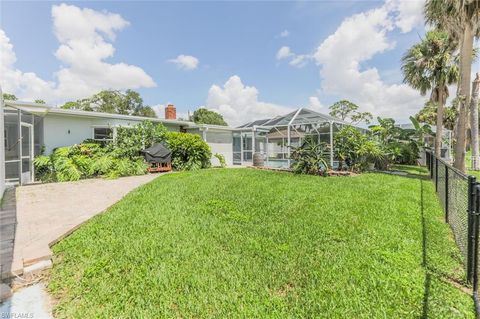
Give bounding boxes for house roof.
[237,108,352,129]
[4,100,239,131]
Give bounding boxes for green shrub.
[334,126,369,172]
[290,137,329,175]
[112,121,166,160]
[34,143,148,183]
[166,132,211,170]
[214,153,226,168]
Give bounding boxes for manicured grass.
[391,164,429,176]
[465,150,480,179]
[48,169,474,318]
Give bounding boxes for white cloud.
[289,54,310,68]
[278,30,290,38]
[276,46,293,60]
[205,75,325,126]
[386,0,425,33]
[308,96,324,109]
[168,54,199,70]
[276,46,311,68]
[311,0,425,120]
[0,30,55,100]
[1,4,155,103]
[205,75,296,126]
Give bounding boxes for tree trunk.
[454,24,474,172]
[471,73,480,170]
[435,87,444,157]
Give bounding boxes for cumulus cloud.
[168,54,199,70]
[311,0,425,119]
[1,3,155,103]
[276,46,293,60]
[0,30,55,100]
[205,75,296,126]
[386,0,425,33]
[276,46,311,68]
[205,75,325,126]
[308,96,324,109]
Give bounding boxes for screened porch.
[234,108,363,169]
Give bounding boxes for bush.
[214,153,227,168]
[290,137,329,175]
[334,126,369,172]
[166,132,211,170]
[34,143,148,182]
[111,121,166,160]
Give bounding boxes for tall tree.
[328,100,373,124]
[60,90,156,118]
[471,73,480,170]
[192,108,228,126]
[401,30,458,157]
[425,0,480,171]
[415,100,457,131]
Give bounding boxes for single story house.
[1,100,236,186]
[1,97,355,188]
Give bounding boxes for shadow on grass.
[420,179,431,319]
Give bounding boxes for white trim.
[92,126,114,141]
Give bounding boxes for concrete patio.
[3,173,160,280]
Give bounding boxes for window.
[93,127,113,141]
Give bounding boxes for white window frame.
[92,126,115,142]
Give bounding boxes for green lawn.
[48,169,474,318]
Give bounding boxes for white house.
[1,101,236,187]
[1,100,350,190]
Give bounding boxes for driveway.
[8,174,160,276]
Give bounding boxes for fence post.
[435,158,439,191]
[445,164,449,222]
[468,175,477,283]
[473,185,480,294]
[429,152,434,179]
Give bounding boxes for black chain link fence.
[426,151,480,309]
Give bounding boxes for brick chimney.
[165,104,176,120]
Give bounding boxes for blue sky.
[1,0,428,125]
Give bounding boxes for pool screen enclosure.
[235,108,361,168]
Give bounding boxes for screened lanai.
[3,104,43,185]
[234,108,365,168]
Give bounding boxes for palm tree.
[425,0,480,172]
[402,30,459,157]
[471,73,480,170]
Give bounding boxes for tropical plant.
[214,153,227,168]
[34,142,148,182]
[112,121,167,160]
[415,100,458,130]
[290,137,329,175]
[334,126,370,172]
[166,132,212,170]
[402,30,458,157]
[358,140,385,169]
[328,100,373,124]
[425,0,480,172]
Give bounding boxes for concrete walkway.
[9,174,160,277]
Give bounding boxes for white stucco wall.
[0,89,5,198]
[203,130,233,166]
[43,114,181,154]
